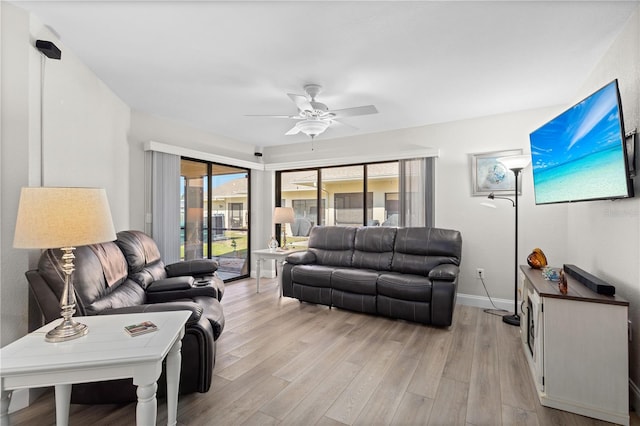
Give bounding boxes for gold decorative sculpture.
[527,248,548,269]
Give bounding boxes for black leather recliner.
[25,230,225,404]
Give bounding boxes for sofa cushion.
[331,268,379,295]
[37,244,131,316]
[392,227,462,276]
[377,272,432,302]
[291,264,334,288]
[352,227,396,271]
[84,279,147,315]
[116,230,167,288]
[308,226,357,267]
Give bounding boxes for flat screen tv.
[529,79,634,204]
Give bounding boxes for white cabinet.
[519,266,629,425]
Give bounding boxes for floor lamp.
[494,154,531,327]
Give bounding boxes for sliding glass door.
[181,158,250,281]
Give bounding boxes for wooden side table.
[0,311,190,426]
[253,248,300,295]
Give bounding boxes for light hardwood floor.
[8,277,637,425]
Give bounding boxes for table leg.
[136,382,158,426]
[166,338,182,426]
[54,384,71,426]
[256,257,262,293]
[0,389,11,426]
[276,259,284,298]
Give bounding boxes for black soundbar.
[563,264,615,296]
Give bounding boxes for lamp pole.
[503,167,523,327]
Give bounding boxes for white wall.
[564,6,640,405]
[1,3,131,349]
[127,110,259,231]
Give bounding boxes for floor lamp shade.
[497,154,531,172]
[13,187,116,342]
[14,187,116,249]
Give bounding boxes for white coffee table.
[253,248,301,295]
[0,310,190,426]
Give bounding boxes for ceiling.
[12,1,639,149]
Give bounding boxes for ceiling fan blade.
[330,105,378,118]
[245,114,301,119]
[287,93,313,112]
[332,119,358,130]
[285,125,301,135]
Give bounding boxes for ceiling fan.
[247,84,378,139]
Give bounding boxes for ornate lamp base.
[45,246,89,342]
[45,318,88,342]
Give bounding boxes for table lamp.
[13,187,116,342]
[273,207,295,249]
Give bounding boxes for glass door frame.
[181,156,251,282]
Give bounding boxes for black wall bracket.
[35,40,61,60]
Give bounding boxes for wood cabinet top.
[521,265,629,306]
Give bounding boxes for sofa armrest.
[146,276,194,292]
[285,251,316,265]
[430,278,458,327]
[146,285,220,304]
[165,259,218,277]
[98,301,203,324]
[428,264,459,282]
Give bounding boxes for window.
[334,192,373,225]
[276,158,433,245]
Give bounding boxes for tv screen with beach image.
[529,80,631,204]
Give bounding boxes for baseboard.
[630,378,640,412]
[457,292,514,313]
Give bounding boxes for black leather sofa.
[25,230,225,403]
[282,226,462,326]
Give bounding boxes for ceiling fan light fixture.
[296,119,330,138]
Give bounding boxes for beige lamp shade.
[273,207,295,224]
[14,187,116,249]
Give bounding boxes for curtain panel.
[399,157,434,227]
[149,151,181,263]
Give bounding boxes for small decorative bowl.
[542,267,560,282]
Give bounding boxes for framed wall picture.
[470,149,523,196]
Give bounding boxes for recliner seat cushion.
[377,272,432,302]
[291,265,334,288]
[331,268,378,295]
